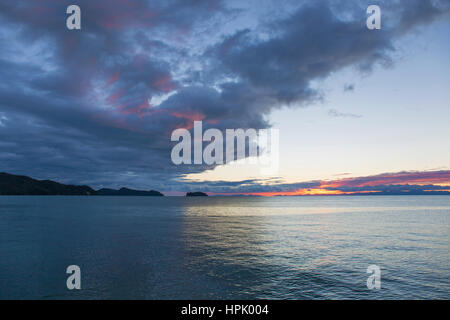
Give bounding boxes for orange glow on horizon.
[215,189,381,197]
[209,170,450,196]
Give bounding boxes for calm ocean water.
[0,196,449,299]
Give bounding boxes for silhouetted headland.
[0,172,164,196]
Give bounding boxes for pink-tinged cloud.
[107,73,120,86]
[206,118,220,125]
[171,111,205,122]
[94,0,157,30]
[218,170,450,196]
[323,170,450,188]
[169,112,205,130]
[151,74,176,93]
[118,100,153,118]
[107,91,123,105]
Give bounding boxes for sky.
[0,0,449,195]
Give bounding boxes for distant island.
[0,172,164,196]
[186,192,208,197]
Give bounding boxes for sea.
[0,195,449,299]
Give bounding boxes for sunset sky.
[0,0,449,195]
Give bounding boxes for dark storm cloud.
[0,0,448,190]
[211,2,391,103]
[177,179,321,194]
[0,0,229,188]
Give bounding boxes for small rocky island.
[186,192,208,197]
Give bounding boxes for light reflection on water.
[0,196,449,299]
